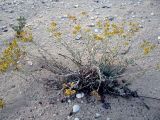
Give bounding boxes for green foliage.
[11,16,26,36]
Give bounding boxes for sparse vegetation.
[11,16,33,42]
[0,98,5,109]
[0,16,32,73]
[46,17,146,106]
[0,39,23,73]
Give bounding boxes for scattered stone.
[75,34,82,40]
[139,24,143,28]
[102,4,112,8]
[141,19,145,23]
[67,116,71,119]
[90,8,95,12]
[76,93,84,98]
[60,15,68,19]
[151,12,154,16]
[72,105,80,113]
[1,26,8,32]
[158,36,160,40]
[87,23,95,27]
[108,16,114,21]
[107,117,111,120]
[93,0,99,3]
[74,118,80,120]
[95,113,101,118]
[27,61,33,66]
[74,4,79,8]
[95,12,100,15]
[90,17,95,20]
[132,15,135,18]
[94,28,100,33]
[68,99,71,103]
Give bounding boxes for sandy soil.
[0,0,160,120]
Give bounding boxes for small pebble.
[108,16,114,21]
[95,113,101,118]
[158,36,160,40]
[87,23,95,27]
[74,118,80,120]
[27,61,33,66]
[73,105,80,113]
[107,117,111,120]
[1,26,8,32]
[94,29,100,33]
[68,99,71,103]
[76,93,84,98]
[75,35,82,40]
[139,24,143,28]
[151,12,154,16]
[74,4,79,8]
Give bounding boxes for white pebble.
[27,61,33,66]
[73,105,80,113]
[74,4,79,8]
[87,23,95,27]
[107,117,111,120]
[76,93,84,99]
[74,118,80,120]
[94,29,100,33]
[151,12,154,16]
[75,34,82,40]
[95,113,101,118]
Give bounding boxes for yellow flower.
[85,28,91,33]
[70,82,75,87]
[64,89,76,96]
[0,39,23,73]
[140,40,156,55]
[50,21,57,31]
[124,41,129,46]
[81,11,87,16]
[74,25,81,32]
[19,31,33,42]
[68,15,77,21]
[96,21,103,28]
[143,47,150,55]
[94,34,104,41]
[72,30,78,35]
[54,32,62,38]
[0,99,5,109]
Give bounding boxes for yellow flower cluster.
[73,24,81,35]
[93,34,104,41]
[0,39,23,73]
[50,21,57,31]
[63,82,76,96]
[67,14,77,21]
[140,40,156,55]
[0,98,5,109]
[64,89,76,96]
[50,21,62,39]
[17,30,33,42]
[103,21,124,37]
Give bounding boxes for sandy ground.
[0,0,160,120]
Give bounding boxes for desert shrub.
[0,17,33,73]
[0,39,24,73]
[11,16,33,42]
[50,18,139,75]
[140,40,156,55]
[47,17,142,102]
